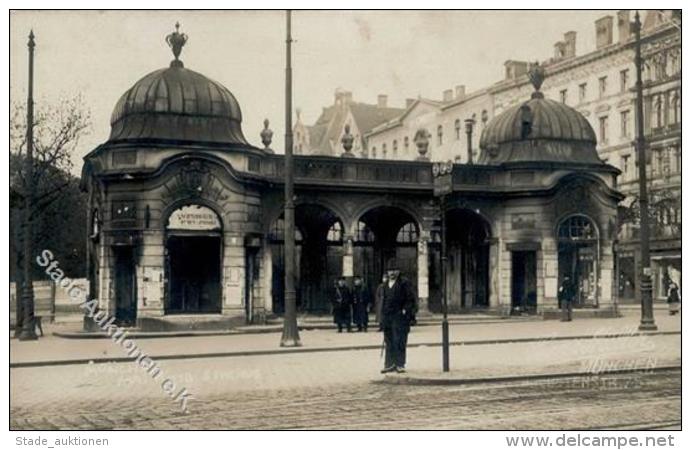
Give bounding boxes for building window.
[437,125,443,146]
[392,140,398,158]
[558,215,596,240]
[455,119,461,140]
[404,136,410,154]
[382,143,387,159]
[620,110,630,138]
[579,83,587,102]
[653,95,664,129]
[396,222,418,243]
[674,145,681,173]
[371,146,377,158]
[619,69,629,93]
[481,110,488,125]
[599,116,609,143]
[356,221,374,243]
[670,91,680,124]
[327,221,343,242]
[560,89,568,104]
[621,155,630,180]
[598,76,607,98]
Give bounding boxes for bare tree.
[10,95,91,331]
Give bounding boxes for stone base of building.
[540,306,621,320]
[136,314,248,332]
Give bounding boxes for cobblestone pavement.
[10,334,680,430]
[10,369,680,430]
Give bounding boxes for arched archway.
[164,203,223,314]
[557,214,599,307]
[355,206,420,301]
[443,208,491,311]
[270,204,344,314]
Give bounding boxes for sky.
[9,10,615,174]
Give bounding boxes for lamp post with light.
[433,160,453,372]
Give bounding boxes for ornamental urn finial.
[528,62,545,99]
[166,22,188,68]
[260,118,274,153]
[414,128,430,161]
[341,123,355,158]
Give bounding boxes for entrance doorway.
[558,215,599,307]
[113,246,137,326]
[166,235,222,314]
[511,251,537,313]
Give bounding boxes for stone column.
[262,244,274,314]
[342,235,354,277]
[541,237,559,312]
[488,238,500,310]
[417,236,430,314]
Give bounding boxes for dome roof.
[108,24,249,147]
[478,64,601,165]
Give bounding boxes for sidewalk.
[10,309,680,367]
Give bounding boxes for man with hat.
[332,276,353,332]
[380,262,417,373]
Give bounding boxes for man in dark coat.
[332,277,353,332]
[380,266,417,373]
[559,275,576,322]
[352,276,370,332]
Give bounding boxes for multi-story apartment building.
[364,10,681,304]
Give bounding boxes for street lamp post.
[633,11,657,331]
[19,30,38,341]
[281,10,301,346]
[433,161,453,372]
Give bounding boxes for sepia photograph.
[5,4,684,443]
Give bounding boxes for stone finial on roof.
[528,62,545,99]
[166,22,188,68]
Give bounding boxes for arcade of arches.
[81,38,624,330]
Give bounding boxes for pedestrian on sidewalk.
[380,265,416,374]
[667,280,680,316]
[332,277,353,333]
[559,275,575,322]
[352,276,370,332]
[374,274,386,331]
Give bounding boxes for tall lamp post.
[19,30,38,341]
[281,10,301,346]
[633,11,657,331]
[433,161,453,372]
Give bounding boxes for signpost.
[433,161,453,372]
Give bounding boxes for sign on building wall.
[167,205,221,231]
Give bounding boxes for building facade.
[80,26,624,330]
[365,10,681,304]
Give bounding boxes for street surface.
[10,327,681,430]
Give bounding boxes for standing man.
[559,275,576,322]
[352,276,370,332]
[332,277,353,333]
[380,265,417,373]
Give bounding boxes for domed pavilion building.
[82,27,623,330]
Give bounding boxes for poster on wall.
[167,205,221,231]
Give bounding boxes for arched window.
[481,110,489,125]
[269,218,303,242]
[382,143,387,159]
[371,146,377,158]
[356,221,375,243]
[558,215,596,241]
[396,222,419,243]
[392,140,398,159]
[654,95,664,129]
[671,91,680,124]
[437,125,443,146]
[326,221,343,242]
[404,136,410,154]
[455,119,461,140]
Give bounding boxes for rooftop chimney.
[455,85,466,100]
[564,31,577,58]
[595,16,614,49]
[617,10,632,43]
[344,91,353,104]
[377,94,388,108]
[504,60,529,80]
[443,89,454,102]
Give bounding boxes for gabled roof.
[366,98,441,136]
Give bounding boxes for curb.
[10,330,679,369]
[50,317,538,339]
[378,364,681,386]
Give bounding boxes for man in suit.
[380,265,417,373]
[332,277,353,332]
[559,275,576,322]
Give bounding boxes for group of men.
[332,267,418,374]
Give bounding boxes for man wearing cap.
[380,265,417,373]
